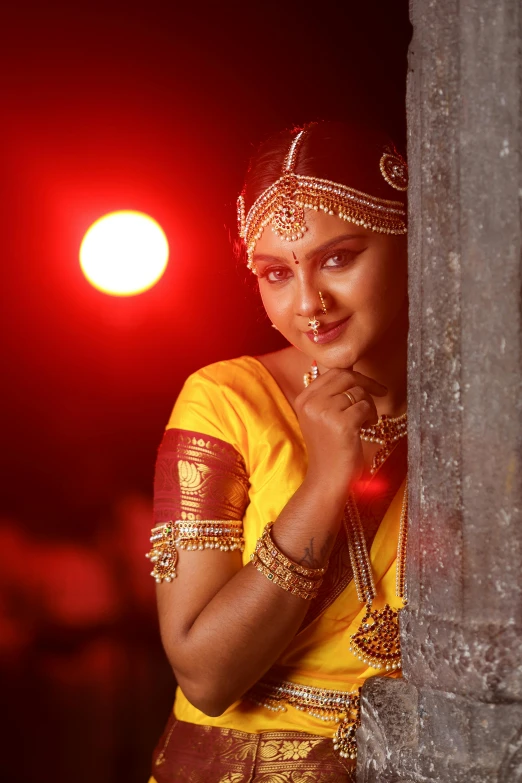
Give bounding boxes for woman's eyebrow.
[252,252,289,265]
[304,233,363,260]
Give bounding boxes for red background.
[0,3,411,781]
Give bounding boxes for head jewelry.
[237,125,408,273]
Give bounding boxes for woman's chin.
[311,341,359,371]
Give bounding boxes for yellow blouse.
[160,354,405,737]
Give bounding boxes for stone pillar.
[357,1,522,781]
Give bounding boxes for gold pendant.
[332,688,360,761]
[349,603,402,671]
[146,522,178,582]
[333,718,359,761]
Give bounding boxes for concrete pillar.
[357,1,522,780]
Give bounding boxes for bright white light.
[80,211,169,296]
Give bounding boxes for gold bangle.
[261,522,328,578]
[255,540,322,591]
[250,552,320,601]
[249,522,327,600]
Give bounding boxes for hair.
[241,120,406,215]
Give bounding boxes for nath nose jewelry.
[308,315,321,342]
[307,293,327,343]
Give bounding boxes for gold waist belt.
[245,678,361,762]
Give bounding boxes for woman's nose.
[295,280,324,318]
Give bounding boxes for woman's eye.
[322,251,356,268]
[265,267,291,283]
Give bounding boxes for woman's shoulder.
[166,351,301,464]
[169,349,303,436]
[189,354,269,388]
[189,347,305,399]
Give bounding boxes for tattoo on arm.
[299,533,333,568]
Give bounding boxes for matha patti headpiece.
[237,126,408,272]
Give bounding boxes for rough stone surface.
[357,0,522,780]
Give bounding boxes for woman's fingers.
[306,367,387,398]
[334,385,379,425]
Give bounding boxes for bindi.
[292,251,299,265]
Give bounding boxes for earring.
[318,291,327,315]
[308,315,321,342]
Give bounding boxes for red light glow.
[79,211,169,296]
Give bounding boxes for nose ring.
[319,291,327,315]
[308,315,321,342]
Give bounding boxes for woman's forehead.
[253,210,371,261]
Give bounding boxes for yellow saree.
[149,355,406,782]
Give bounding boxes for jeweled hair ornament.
[237,125,408,272]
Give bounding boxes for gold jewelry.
[303,360,319,388]
[360,412,407,474]
[346,481,408,671]
[237,128,408,272]
[146,522,178,582]
[379,148,408,191]
[146,520,244,582]
[307,315,321,343]
[343,390,356,406]
[318,290,327,314]
[250,553,320,600]
[246,677,361,761]
[250,521,326,600]
[261,522,327,577]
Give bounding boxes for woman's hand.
[294,368,387,496]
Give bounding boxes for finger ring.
[343,390,357,406]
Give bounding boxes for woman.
[147,120,409,782]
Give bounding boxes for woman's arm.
[156,368,386,716]
[157,476,344,717]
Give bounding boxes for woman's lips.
[306,316,351,345]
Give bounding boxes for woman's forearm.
[161,476,346,716]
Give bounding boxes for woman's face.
[254,209,408,369]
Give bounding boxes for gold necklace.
[303,362,407,474]
[360,413,407,474]
[345,481,408,671]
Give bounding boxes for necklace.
[345,481,408,671]
[360,413,407,474]
[303,362,407,474]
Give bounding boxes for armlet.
[147,429,250,581]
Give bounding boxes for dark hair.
[242,120,406,214]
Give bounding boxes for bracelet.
[250,551,320,600]
[261,522,328,577]
[146,520,245,583]
[249,522,327,600]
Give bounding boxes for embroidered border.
[154,429,250,525]
[152,717,354,782]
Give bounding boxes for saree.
[150,355,407,782]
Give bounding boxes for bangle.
[249,522,327,600]
[261,522,328,577]
[250,551,320,600]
